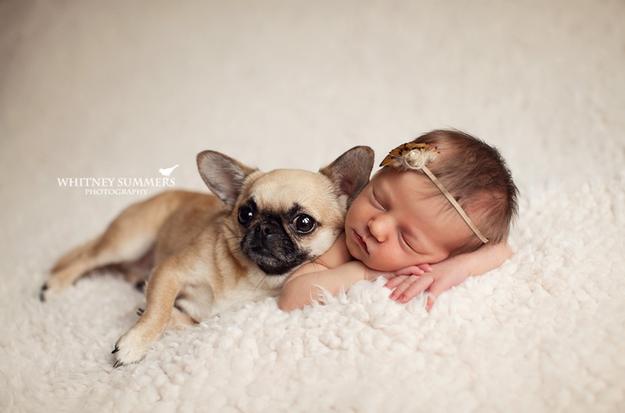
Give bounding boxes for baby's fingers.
[425,273,466,311]
[385,275,411,289]
[394,266,426,276]
[395,274,434,303]
[389,277,419,300]
[417,263,433,272]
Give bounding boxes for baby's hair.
[410,129,518,255]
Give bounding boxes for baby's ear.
[196,151,257,207]
[319,146,374,201]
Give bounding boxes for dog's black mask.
[240,213,309,275]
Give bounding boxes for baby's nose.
[368,215,390,243]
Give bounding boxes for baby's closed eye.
[398,230,415,251]
[370,187,386,211]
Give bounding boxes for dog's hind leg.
[49,237,99,274]
[41,191,189,301]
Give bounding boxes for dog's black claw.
[39,283,48,302]
[136,307,144,316]
[111,345,119,354]
[113,360,123,368]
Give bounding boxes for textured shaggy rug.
[1,1,624,412]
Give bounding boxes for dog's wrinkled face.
[197,146,374,279]
[234,170,345,275]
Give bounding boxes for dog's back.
[153,191,225,265]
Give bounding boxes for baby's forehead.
[374,168,457,218]
[373,168,435,195]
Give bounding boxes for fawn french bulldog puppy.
[42,146,374,366]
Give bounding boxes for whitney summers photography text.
[57,176,176,196]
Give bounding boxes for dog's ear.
[319,146,375,202]
[196,151,258,207]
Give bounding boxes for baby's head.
[344,129,518,271]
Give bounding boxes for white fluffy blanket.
[1,1,624,412]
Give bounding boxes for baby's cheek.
[367,248,404,272]
[345,239,354,256]
[355,248,378,270]
[346,196,366,220]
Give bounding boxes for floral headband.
[380,142,489,244]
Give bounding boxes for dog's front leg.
[112,261,182,367]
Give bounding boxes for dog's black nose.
[256,222,276,236]
[254,222,281,247]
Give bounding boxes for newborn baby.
[279,129,518,311]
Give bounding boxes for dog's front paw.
[112,327,150,367]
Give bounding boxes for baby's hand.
[385,261,470,310]
[385,265,434,305]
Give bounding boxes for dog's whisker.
[253,274,266,291]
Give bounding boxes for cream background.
[1,1,624,412]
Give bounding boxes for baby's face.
[344,168,473,272]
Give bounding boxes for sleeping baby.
[278,129,518,311]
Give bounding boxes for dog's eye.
[238,204,255,226]
[292,214,316,234]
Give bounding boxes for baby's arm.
[284,232,351,282]
[280,232,429,311]
[278,261,380,311]
[278,232,354,311]
[387,241,513,308]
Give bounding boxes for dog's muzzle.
[241,221,307,275]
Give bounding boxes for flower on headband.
[379,142,439,170]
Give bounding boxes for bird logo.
[158,164,179,177]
